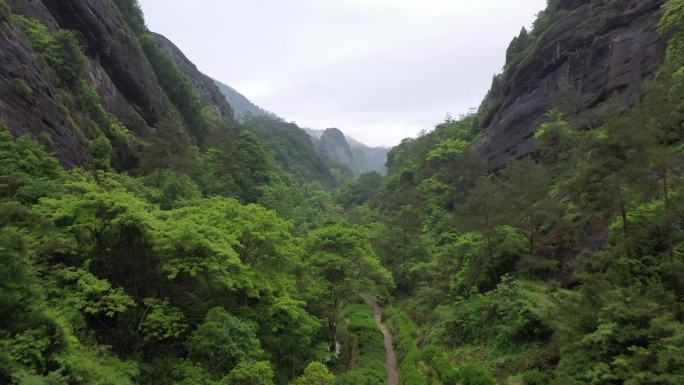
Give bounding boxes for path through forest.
[363,296,399,385]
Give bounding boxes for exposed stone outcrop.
[307,127,388,175]
[477,0,666,169]
[7,0,155,136]
[39,0,168,128]
[2,0,238,166]
[318,128,355,171]
[5,0,58,31]
[0,7,88,166]
[151,32,235,125]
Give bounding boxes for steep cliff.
[0,0,240,168]
[317,128,355,173]
[308,128,388,175]
[38,0,169,128]
[152,32,235,124]
[0,1,88,166]
[214,79,278,122]
[477,0,666,168]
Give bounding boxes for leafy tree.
[187,307,264,373]
[140,298,187,342]
[13,18,88,89]
[0,131,66,203]
[222,360,275,385]
[501,159,553,256]
[90,135,113,170]
[292,362,335,385]
[304,225,393,348]
[139,114,199,177]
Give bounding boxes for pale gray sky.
[138,0,546,147]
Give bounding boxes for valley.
[0,0,683,385]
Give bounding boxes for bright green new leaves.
[13,17,88,88]
[154,203,241,280]
[155,197,299,292]
[306,224,393,299]
[140,298,187,341]
[55,267,134,317]
[304,225,393,345]
[291,362,335,385]
[37,178,155,262]
[425,138,470,163]
[0,131,66,203]
[661,0,684,33]
[221,360,275,385]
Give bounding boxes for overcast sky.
[138,0,546,147]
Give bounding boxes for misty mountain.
[212,83,389,176]
[213,79,278,122]
[305,128,388,176]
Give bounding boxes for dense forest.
[1,0,683,384]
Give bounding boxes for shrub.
[0,0,10,19]
[47,30,88,88]
[89,135,113,170]
[222,360,274,385]
[187,308,264,374]
[14,16,88,89]
[458,364,496,385]
[335,304,386,385]
[139,33,206,144]
[521,370,550,385]
[293,362,335,385]
[112,0,147,35]
[386,307,427,385]
[78,80,115,130]
[423,345,459,385]
[13,78,33,102]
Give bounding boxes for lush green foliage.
[4,0,684,384]
[0,131,392,384]
[14,16,88,89]
[293,362,336,385]
[335,1,684,383]
[241,116,341,187]
[334,303,386,385]
[386,307,427,385]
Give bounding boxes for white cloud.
[138,0,546,146]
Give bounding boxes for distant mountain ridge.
[213,80,278,122]
[305,128,388,176]
[212,83,389,176]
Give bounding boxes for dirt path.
[363,296,399,385]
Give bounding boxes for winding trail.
[363,296,399,385]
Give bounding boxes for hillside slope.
[1,0,238,170]
[307,128,388,175]
[477,0,666,168]
[213,79,278,122]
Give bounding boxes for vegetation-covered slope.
[1,0,683,384]
[338,0,684,383]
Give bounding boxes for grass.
[335,303,386,385]
[386,306,428,385]
[13,79,34,102]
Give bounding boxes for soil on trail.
[363,297,399,385]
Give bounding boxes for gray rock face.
[151,32,236,125]
[307,128,388,175]
[40,0,168,128]
[318,128,354,169]
[5,0,58,31]
[0,8,88,166]
[86,56,151,137]
[7,0,153,136]
[2,0,238,167]
[477,0,666,169]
